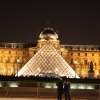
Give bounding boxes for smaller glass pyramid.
[16,41,79,78]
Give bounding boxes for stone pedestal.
[88,70,94,79]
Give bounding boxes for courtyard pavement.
[0,98,99,100]
[0,98,57,100]
[0,98,97,100]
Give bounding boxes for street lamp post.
[16,58,20,77]
[80,63,82,78]
[73,60,77,78]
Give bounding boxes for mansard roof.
[61,44,100,51]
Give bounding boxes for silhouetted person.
[64,78,71,100]
[56,78,63,100]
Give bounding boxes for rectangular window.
[71,59,73,64]
[0,51,3,54]
[78,53,80,56]
[34,51,37,54]
[85,53,87,56]
[71,53,73,56]
[99,69,100,74]
[99,60,100,65]
[8,67,10,73]
[84,60,88,65]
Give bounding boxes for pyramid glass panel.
[16,41,80,78]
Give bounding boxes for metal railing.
[0,81,99,100]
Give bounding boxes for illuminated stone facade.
[0,28,100,78]
[64,45,100,78]
[0,43,29,76]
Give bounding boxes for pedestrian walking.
[56,77,63,100]
[64,78,71,100]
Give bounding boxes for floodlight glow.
[41,83,57,88]
[9,82,19,87]
[71,84,95,89]
[0,82,3,87]
[37,68,40,71]
[87,85,94,89]
[55,68,58,71]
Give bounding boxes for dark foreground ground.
[0,98,98,100]
[0,98,56,100]
[0,76,99,100]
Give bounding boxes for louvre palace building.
[0,28,100,79]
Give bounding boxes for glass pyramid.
[16,41,79,78]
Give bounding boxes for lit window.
[85,53,87,56]
[8,67,10,73]
[17,58,20,63]
[15,66,18,74]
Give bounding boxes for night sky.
[0,0,100,45]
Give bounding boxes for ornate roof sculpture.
[39,28,58,40]
[16,41,79,78]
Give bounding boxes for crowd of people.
[56,77,71,100]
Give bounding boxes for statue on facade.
[88,61,94,78]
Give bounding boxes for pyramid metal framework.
[16,41,79,78]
